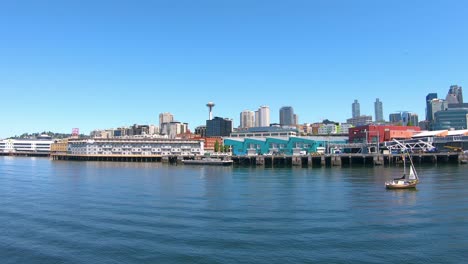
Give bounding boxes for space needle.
[206,102,215,120]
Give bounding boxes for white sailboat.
[385,140,420,189]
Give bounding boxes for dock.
[0,152,462,168]
[231,152,468,168]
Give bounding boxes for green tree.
[214,140,219,152]
[224,145,230,153]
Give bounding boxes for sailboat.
[385,141,420,189]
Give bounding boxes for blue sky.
[1,0,467,138]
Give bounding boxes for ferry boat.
[182,158,233,166]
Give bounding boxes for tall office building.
[352,100,360,118]
[389,111,418,126]
[279,106,295,126]
[374,98,384,122]
[256,105,270,127]
[429,99,446,121]
[159,112,174,128]
[446,85,463,104]
[425,93,438,121]
[255,110,260,127]
[293,114,298,126]
[206,117,233,137]
[240,110,255,129]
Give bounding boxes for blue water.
[1,157,467,263]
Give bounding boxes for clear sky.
[1,0,467,138]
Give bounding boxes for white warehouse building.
[68,138,204,156]
[0,137,55,154]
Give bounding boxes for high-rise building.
[389,111,418,126]
[256,106,270,127]
[240,110,255,129]
[374,98,384,122]
[429,99,446,121]
[254,110,260,127]
[352,100,360,118]
[425,93,438,121]
[159,112,174,128]
[160,122,188,139]
[206,117,233,137]
[279,106,295,126]
[293,114,298,126]
[389,112,402,124]
[447,85,463,104]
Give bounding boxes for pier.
[46,152,468,168]
[231,152,467,168]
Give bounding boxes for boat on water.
[182,158,233,166]
[385,140,420,189]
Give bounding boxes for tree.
[219,143,224,153]
[224,145,230,153]
[214,140,219,152]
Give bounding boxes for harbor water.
[1,157,467,263]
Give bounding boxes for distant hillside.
[8,131,86,139]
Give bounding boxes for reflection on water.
[1,157,467,264]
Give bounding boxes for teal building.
[224,136,348,155]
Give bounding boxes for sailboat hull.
[385,180,418,189]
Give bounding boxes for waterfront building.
[348,125,421,144]
[50,139,69,154]
[0,136,55,154]
[374,98,384,122]
[352,100,360,118]
[240,110,255,129]
[201,137,224,152]
[159,112,174,128]
[279,106,295,126]
[67,138,204,156]
[255,106,270,127]
[224,136,347,156]
[433,107,468,130]
[346,115,372,127]
[230,126,298,138]
[206,117,232,137]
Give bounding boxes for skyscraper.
[374,98,384,122]
[352,100,360,118]
[279,106,295,126]
[240,110,255,129]
[159,112,174,128]
[446,85,463,104]
[425,93,438,121]
[206,117,232,137]
[256,106,270,127]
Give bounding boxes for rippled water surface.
[1,157,467,263]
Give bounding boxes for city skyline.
[1,1,468,138]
